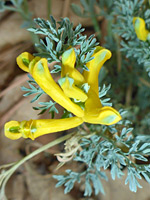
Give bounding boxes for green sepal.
[22,58,30,67]
[9,126,20,133]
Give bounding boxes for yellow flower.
[5,46,122,140]
[5,117,83,140]
[133,17,150,41]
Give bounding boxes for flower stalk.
[0,131,74,198]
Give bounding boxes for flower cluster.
[133,17,150,41]
[5,47,121,140]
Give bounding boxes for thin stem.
[0,162,16,170]
[91,14,101,40]
[4,0,41,52]
[47,0,51,18]
[3,5,18,12]
[13,132,73,169]
[139,77,150,88]
[62,0,70,17]
[90,1,101,40]
[126,83,133,106]
[18,0,41,51]
[0,132,74,192]
[114,34,122,72]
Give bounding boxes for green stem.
[0,132,74,193]
[47,0,51,18]
[90,14,101,40]
[89,1,101,40]
[114,34,122,72]
[19,0,41,51]
[4,0,41,52]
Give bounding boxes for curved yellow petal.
[93,46,104,54]
[5,121,22,140]
[68,68,85,85]
[61,48,85,85]
[83,106,122,125]
[29,56,41,74]
[31,58,84,117]
[31,117,83,139]
[5,117,83,140]
[16,52,34,72]
[62,48,76,71]
[84,88,102,116]
[83,48,112,95]
[133,17,149,41]
[58,77,88,102]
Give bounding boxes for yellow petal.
[16,52,34,72]
[61,48,85,85]
[5,121,22,140]
[93,46,104,54]
[5,117,84,140]
[83,48,112,95]
[31,58,84,117]
[68,68,85,85]
[133,17,149,41]
[31,117,83,139]
[20,120,34,139]
[84,88,102,115]
[58,77,88,102]
[62,48,76,70]
[83,106,122,125]
[29,56,41,74]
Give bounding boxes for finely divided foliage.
[22,17,98,116]
[72,0,150,76]
[1,0,150,196]
[21,74,58,117]
[113,0,150,76]
[54,124,150,195]
[21,15,150,195]
[21,74,45,103]
[28,16,98,70]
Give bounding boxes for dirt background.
[0,0,150,199]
